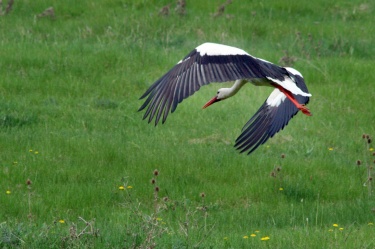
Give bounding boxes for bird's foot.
[299,104,312,116]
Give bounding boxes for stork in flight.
[139,43,311,155]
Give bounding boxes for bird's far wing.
[138,43,286,125]
[234,88,310,155]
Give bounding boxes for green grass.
[1,0,375,248]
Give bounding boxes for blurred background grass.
[0,0,375,248]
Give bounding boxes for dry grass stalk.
[159,4,170,16]
[37,6,55,19]
[0,0,14,15]
[5,0,13,14]
[279,50,297,67]
[175,0,186,15]
[213,0,232,17]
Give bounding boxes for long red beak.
[202,96,220,109]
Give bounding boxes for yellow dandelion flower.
[250,233,256,237]
[368,222,374,226]
[29,149,33,152]
[59,219,65,224]
[370,148,374,152]
[279,187,284,191]
[328,147,334,151]
[34,151,39,154]
[127,186,133,189]
[6,190,11,194]
[243,235,249,239]
[339,228,344,231]
[261,236,270,241]
[333,224,339,227]
[118,186,125,190]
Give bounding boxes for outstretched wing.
[234,80,310,155]
[139,43,286,125]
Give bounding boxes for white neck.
[227,79,247,97]
[217,80,247,100]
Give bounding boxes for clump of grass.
[60,217,100,248]
[36,7,55,19]
[158,1,187,17]
[357,134,374,196]
[175,0,186,16]
[123,208,168,249]
[283,28,358,66]
[35,218,100,248]
[158,4,171,16]
[121,170,216,248]
[0,113,37,129]
[278,50,297,67]
[152,169,160,214]
[122,170,168,248]
[0,222,24,247]
[0,0,14,15]
[270,153,285,192]
[118,177,134,205]
[93,98,118,109]
[174,189,216,247]
[26,179,33,222]
[280,31,324,67]
[295,31,323,60]
[212,0,233,18]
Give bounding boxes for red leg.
[273,84,312,116]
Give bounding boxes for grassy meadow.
[1,0,375,248]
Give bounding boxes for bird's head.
[202,88,231,109]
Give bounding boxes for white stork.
[139,43,311,155]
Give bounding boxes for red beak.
[202,96,220,109]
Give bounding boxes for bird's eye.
[217,91,219,94]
